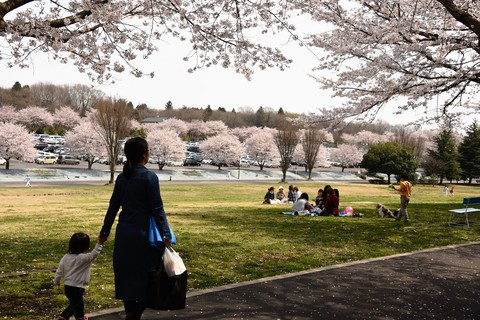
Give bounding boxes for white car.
[0,157,6,165]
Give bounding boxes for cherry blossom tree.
[230,127,254,143]
[158,118,189,137]
[0,106,19,123]
[146,128,185,170]
[187,120,210,141]
[53,106,82,131]
[205,121,229,137]
[201,134,243,170]
[342,131,392,148]
[64,121,105,169]
[0,122,37,169]
[1,1,298,83]
[16,106,53,132]
[316,145,330,168]
[304,1,480,124]
[244,128,279,170]
[292,143,306,168]
[330,144,364,173]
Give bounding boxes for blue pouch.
[149,217,177,246]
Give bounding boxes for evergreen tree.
[278,107,284,115]
[427,129,461,184]
[11,81,22,91]
[458,122,480,184]
[165,101,173,110]
[203,105,213,121]
[361,142,417,184]
[255,106,266,128]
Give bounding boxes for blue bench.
[448,197,480,227]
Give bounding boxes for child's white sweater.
[54,243,103,289]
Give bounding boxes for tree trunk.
[109,162,115,184]
[307,168,313,180]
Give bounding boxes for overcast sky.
[0,37,336,113]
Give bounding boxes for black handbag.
[147,267,187,310]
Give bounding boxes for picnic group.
[263,185,361,217]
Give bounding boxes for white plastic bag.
[163,247,187,277]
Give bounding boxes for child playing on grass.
[54,232,104,320]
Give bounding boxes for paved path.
[89,242,480,320]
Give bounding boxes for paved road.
[89,242,480,320]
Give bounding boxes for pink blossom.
[0,122,37,168]
[244,128,279,170]
[201,134,243,169]
[0,106,19,123]
[146,128,185,170]
[53,106,81,129]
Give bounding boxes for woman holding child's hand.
[100,137,173,320]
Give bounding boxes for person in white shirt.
[54,232,104,320]
[291,193,314,215]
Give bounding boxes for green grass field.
[1,182,479,319]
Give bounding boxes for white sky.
[0,38,334,114]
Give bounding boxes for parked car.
[183,158,202,166]
[34,142,49,150]
[0,157,6,165]
[57,155,80,165]
[35,155,57,164]
[167,160,184,166]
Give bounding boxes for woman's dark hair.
[123,137,149,180]
[300,192,309,201]
[68,232,90,254]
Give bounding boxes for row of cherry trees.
[0,103,334,178]
[4,102,473,183]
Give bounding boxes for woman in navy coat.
[100,137,172,320]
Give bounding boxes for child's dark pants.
[61,285,85,319]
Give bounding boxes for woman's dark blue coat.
[100,164,171,301]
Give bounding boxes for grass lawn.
[0,181,479,319]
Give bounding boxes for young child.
[54,232,104,320]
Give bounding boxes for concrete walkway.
[89,242,480,320]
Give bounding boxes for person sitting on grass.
[315,189,324,209]
[287,185,297,203]
[323,187,339,216]
[263,186,277,204]
[276,186,288,203]
[292,192,314,215]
